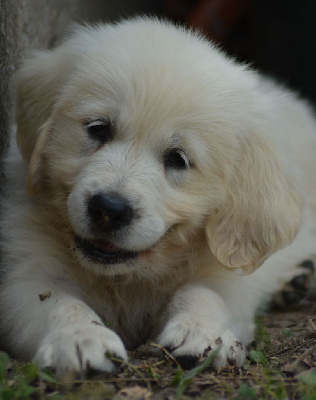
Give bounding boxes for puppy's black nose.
[88,193,133,230]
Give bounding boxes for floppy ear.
[205,133,302,275]
[15,48,69,194]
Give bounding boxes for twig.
[106,353,152,390]
[270,337,316,360]
[306,316,316,332]
[284,343,316,373]
[149,342,182,369]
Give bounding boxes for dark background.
[171,0,316,103]
[85,0,316,103]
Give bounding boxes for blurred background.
[1,0,316,165]
[79,0,316,102]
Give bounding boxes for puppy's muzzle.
[88,193,133,231]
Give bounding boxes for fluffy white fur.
[1,17,316,376]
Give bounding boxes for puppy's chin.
[68,233,156,277]
[74,236,139,265]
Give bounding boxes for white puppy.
[1,17,316,376]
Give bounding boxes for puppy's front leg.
[1,275,127,377]
[33,297,128,377]
[157,283,247,368]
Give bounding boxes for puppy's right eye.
[85,119,113,143]
[164,148,191,170]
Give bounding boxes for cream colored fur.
[1,17,316,376]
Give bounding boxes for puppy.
[1,17,316,376]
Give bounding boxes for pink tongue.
[94,241,121,254]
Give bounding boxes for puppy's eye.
[85,119,113,143]
[164,148,191,170]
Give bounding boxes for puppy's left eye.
[164,148,191,170]
[85,119,113,143]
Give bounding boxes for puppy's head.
[15,18,302,277]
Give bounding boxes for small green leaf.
[172,368,183,386]
[174,347,221,400]
[182,347,221,382]
[238,383,257,398]
[0,352,10,382]
[0,383,13,399]
[249,350,266,365]
[147,366,160,380]
[24,363,39,382]
[38,368,57,384]
[283,328,293,338]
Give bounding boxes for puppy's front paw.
[33,324,127,377]
[157,314,245,369]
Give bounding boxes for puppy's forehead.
[64,51,213,120]
[61,19,251,119]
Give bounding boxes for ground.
[1,300,316,400]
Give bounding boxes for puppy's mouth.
[74,236,138,264]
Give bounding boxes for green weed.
[0,351,57,400]
[173,347,221,399]
[237,383,258,399]
[283,327,293,338]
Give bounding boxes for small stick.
[306,316,316,332]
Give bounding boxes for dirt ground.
[35,301,316,400]
[3,301,316,399]
[111,302,316,399]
